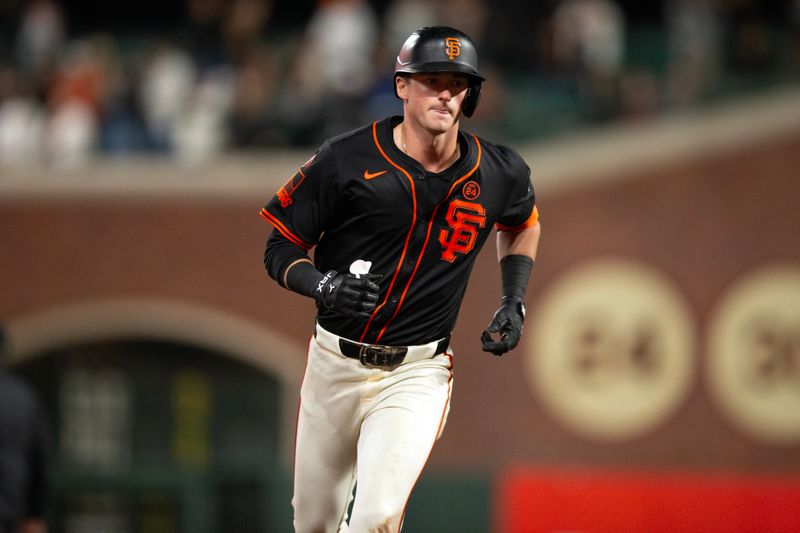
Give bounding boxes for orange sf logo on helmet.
[445,37,461,61]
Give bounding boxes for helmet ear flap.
[462,82,482,118]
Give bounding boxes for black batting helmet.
[394,26,484,118]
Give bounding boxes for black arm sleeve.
[263,229,312,287]
[500,254,534,301]
[263,229,326,299]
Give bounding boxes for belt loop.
[435,336,450,355]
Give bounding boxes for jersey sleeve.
[495,147,538,232]
[259,142,338,251]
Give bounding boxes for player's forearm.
[496,222,540,301]
[284,260,327,298]
[496,221,540,261]
[263,229,323,295]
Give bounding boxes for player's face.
[398,72,469,134]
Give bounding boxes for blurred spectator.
[438,0,489,48]
[304,0,378,96]
[172,67,233,165]
[44,98,96,169]
[664,0,722,108]
[729,5,773,74]
[98,42,148,154]
[185,0,226,70]
[139,41,196,152]
[0,66,44,167]
[551,0,626,121]
[47,37,112,118]
[228,46,281,148]
[15,0,64,81]
[222,0,273,64]
[384,0,439,53]
[619,67,661,122]
[482,2,544,71]
[297,0,380,139]
[0,325,50,533]
[42,38,109,168]
[273,34,326,145]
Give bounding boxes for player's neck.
[395,121,460,174]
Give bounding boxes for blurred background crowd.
[0,0,798,168]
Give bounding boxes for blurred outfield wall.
[1,86,799,532]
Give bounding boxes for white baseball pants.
[292,324,454,533]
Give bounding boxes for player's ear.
[395,74,409,101]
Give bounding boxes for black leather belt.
[338,336,450,369]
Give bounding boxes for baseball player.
[261,26,540,532]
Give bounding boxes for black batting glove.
[481,296,525,356]
[314,270,382,317]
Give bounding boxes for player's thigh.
[296,336,365,464]
[293,338,365,531]
[349,356,453,529]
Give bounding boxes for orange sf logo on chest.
[438,199,486,262]
[445,38,461,61]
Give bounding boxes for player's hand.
[481,296,525,356]
[315,270,382,317]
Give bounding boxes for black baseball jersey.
[261,116,537,346]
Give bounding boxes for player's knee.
[349,506,403,533]
[292,518,327,533]
[293,500,334,533]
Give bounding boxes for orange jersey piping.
[359,121,419,343]
[259,208,313,251]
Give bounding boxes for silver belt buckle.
[359,344,406,369]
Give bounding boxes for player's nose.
[438,87,453,100]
